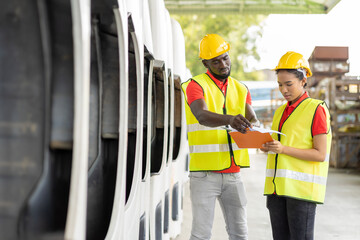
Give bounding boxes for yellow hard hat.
[199,34,230,60]
[274,51,312,77]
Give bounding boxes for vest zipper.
[221,80,235,168]
[273,154,278,194]
[223,102,233,167]
[272,133,282,194]
[226,132,234,163]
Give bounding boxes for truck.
[0,0,190,239]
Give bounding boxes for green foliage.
[172,14,266,81]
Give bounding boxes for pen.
[221,125,234,132]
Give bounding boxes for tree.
[172,14,266,81]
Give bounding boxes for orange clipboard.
[229,130,273,148]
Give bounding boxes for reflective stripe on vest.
[187,123,232,133]
[266,167,328,186]
[264,98,332,203]
[189,143,244,153]
[187,123,215,132]
[181,73,250,171]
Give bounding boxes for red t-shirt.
[185,70,252,173]
[279,92,328,135]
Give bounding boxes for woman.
[261,51,332,240]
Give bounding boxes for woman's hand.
[261,140,284,154]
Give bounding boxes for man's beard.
[209,68,231,80]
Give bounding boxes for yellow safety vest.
[264,98,332,203]
[181,73,250,171]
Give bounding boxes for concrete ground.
[175,151,360,240]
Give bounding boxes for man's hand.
[190,99,259,133]
[229,114,252,133]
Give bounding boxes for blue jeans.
[266,195,317,240]
[189,171,248,240]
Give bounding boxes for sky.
[254,0,360,76]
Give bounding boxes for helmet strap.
[297,68,307,79]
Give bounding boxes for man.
[181,34,259,240]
